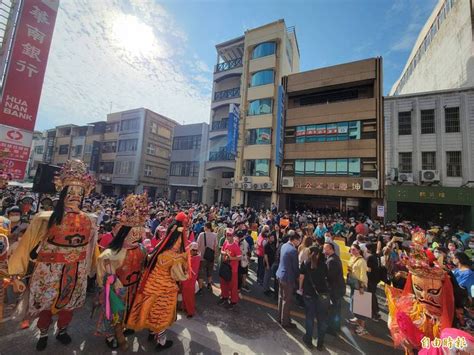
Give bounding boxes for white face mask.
[9,216,20,223]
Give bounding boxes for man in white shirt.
[197,222,217,291]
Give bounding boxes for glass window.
[421,109,435,134]
[315,160,325,175]
[58,145,69,155]
[295,126,306,143]
[158,126,171,139]
[250,69,274,87]
[445,107,460,133]
[146,143,156,155]
[348,158,360,176]
[172,135,201,150]
[251,42,276,59]
[99,162,114,174]
[144,165,153,177]
[326,123,337,141]
[118,139,138,152]
[399,152,412,173]
[446,151,461,177]
[247,128,271,145]
[34,145,44,154]
[305,125,318,143]
[422,152,436,170]
[336,159,348,175]
[244,159,269,176]
[305,160,315,176]
[348,121,361,139]
[248,98,273,116]
[398,111,412,135]
[326,159,336,175]
[102,141,117,153]
[170,162,199,177]
[336,122,349,141]
[120,118,140,131]
[295,160,305,176]
[315,124,326,142]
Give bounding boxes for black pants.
[367,280,379,317]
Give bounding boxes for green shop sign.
[387,185,474,206]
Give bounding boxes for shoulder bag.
[203,232,215,263]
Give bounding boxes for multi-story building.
[391,0,471,95]
[27,131,46,178]
[224,20,300,209]
[202,35,244,206]
[99,108,178,197]
[384,87,474,228]
[280,58,384,216]
[82,121,106,174]
[169,123,209,202]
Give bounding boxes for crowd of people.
[0,159,474,354]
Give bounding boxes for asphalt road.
[0,260,402,354]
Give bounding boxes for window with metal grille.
[398,111,412,135]
[420,109,435,134]
[399,152,412,173]
[445,107,460,133]
[421,152,436,170]
[446,151,461,177]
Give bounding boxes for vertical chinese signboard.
[275,85,285,167]
[226,103,239,156]
[0,0,60,179]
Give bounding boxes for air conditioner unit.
[262,182,273,189]
[253,183,261,190]
[242,176,252,183]
[420,170,440,182]
[233,182,241,189]
[281,177,294,188]
[242,182,252,190]
[398,173,414,183]
[389,168,398,181]
[362,178,379,191]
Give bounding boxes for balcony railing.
[209,151,235,161]
[214,87,240,102]
[211,119,228,131]
[215,57,243,73]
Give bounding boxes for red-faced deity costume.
[95,193,149,350]
[385,230,455,354]
[8,160,97,349]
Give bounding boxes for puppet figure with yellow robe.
[127,211,189,351]
[95,193,148,350]
[385,230,455,354]
[8,160,97,351]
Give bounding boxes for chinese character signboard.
[275,85,285,167]
[0,0,60,132]
[0,124,33,179]
[377,205,385,218]
[226,103,239,156]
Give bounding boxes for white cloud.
[36,0,211,130]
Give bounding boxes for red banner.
[0,0,59,131]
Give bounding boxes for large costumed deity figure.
[127,211,189,351]
[385,230,455,354]
[8,160,96,351]
[95,193,149,350]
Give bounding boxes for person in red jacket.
[218,228,242,309]
[181,242,200,318]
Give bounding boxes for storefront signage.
[0,0,60,131]
[292,181,362,191]
[377,205,385,217]
[226,103,239,156]
[275,85,285,167]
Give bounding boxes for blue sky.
[36,0,438,130]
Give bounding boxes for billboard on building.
[275,85,285,167]
[0,0,59,132]
[0,124,32,179]
[226,103,239,156]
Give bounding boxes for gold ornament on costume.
[54,160,95,196]
[404,229,445,280]
[119,193,149,227]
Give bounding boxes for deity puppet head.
[48,160,95,228]
[117,193,149,245]
[403,230,454,322]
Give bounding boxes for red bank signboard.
[0,124,33,179]
[0,0,59,131]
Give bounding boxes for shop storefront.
[386,186,474,229]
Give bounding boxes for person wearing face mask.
[8,160,97,351]
[96,193,148,350]
[218,228,242,309]
[6,206,28,252]
[465,237,474,263]
[452,252,474,298]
